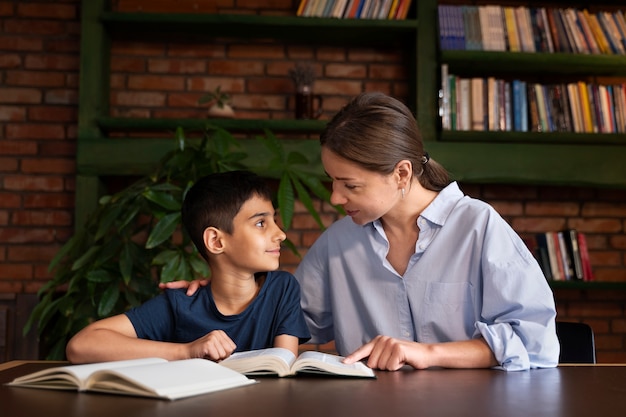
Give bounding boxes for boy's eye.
[255,220,265,227]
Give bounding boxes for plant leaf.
[98,284,120,317]
[277,172,295,230]
[145,212,181,249]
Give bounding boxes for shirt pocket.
[419,281,474,341]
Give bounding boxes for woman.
[165,92,559,372]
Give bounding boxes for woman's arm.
[343,336,498,370]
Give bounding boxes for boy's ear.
[203,227,225,254]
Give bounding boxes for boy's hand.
[187,330,236,361]
[159,279,209,296]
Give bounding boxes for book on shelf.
[220,347,376,378]
[533,230,593,282]
[437,5,626,55]
[6,357,256,401]
[297,0,412,20]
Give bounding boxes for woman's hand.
[342,335,430,371]
[343,335,497,370]
[159,279,209,296]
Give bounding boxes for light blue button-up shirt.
[295,182,559,371]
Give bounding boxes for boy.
[66,170,310,364]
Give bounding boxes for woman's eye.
[345,184,357,190]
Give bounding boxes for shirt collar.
[420,181,464,227]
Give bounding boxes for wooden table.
[2,361,626,417]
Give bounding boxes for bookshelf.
[77,0,626,224]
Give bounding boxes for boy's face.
[222,194,286,273]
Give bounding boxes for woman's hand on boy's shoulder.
[159,279,209,296]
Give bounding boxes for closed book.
[577,233,594,281]
[471,77,485,131]
[562,229,584,280]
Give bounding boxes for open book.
[220,348,375,378]
[7,357,256,400]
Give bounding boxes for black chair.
[555,321,596,364]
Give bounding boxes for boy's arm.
[66,314,236,364]
[273,334,300,357]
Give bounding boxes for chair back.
[556,321,596,364]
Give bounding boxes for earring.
[401,188,405,199]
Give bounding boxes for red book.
[577,232,594,281]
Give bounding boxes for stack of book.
[530,229,594,281]
[438,5,626,54]
[440,66,626,134]
[297,0,413,20]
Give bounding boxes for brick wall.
[1,0,625,362]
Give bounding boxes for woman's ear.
[395,159,413,188]
[203,227,224,255]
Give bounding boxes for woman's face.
[321,147,399,226]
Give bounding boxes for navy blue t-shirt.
[125,271,311,351]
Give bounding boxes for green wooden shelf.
[100,12,418,45]
[440,130,626,146]
[76,137,626,188]
[549,281,626,290]
[96,117,327,134]
[441,51,626,76]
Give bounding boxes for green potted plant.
[198,86,235,118]
[25,125,337,359]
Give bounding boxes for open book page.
[8,357,166,390]
[221,347,296,377]
[293,351,375,378]
[221,348,375,378]
[8,358,256,400]
[86,358,256,400]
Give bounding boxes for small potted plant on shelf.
[198,86,235,118]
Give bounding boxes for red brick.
[0,105,26,121]
[0,140,37,155]
[0,53,21,68]
[0,88,42,104]
[0,264,33,280]
[0,193,21,208]
[325,63,367,79]
[0,158,19,172]
[112,91,167,107]
[21,158,75,174]
[570,218,623,234]
[315,79,363,96]
[17,3,77,19]
[525,202,580,216]
[23,193,74,209]
[187,77,245,93]
[45,39,80,53]
[27,106,77,122]
[0,228,56,244]
[0,282,25,293]
[3,175,65,192]
[24,54,79,71]
[3,20,66,35]
[0,35,43,51]
[583,203,626,217]
[128,75,185,91]
[208,60,265,75]
[0,2,14,16]
[148,59,206,74]
[229,44,286,59]
[11,210,72,226]
[44,89,78,105]
[5,70,66,87]
[5,124,66,140]
[8,244,60,261]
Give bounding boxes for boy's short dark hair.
[182,170,273,260]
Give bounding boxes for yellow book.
[297,0,307,16]
[583,10,611,54]
[503,7,520,52]
[577,81,593,133]
[387,0,399,20]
